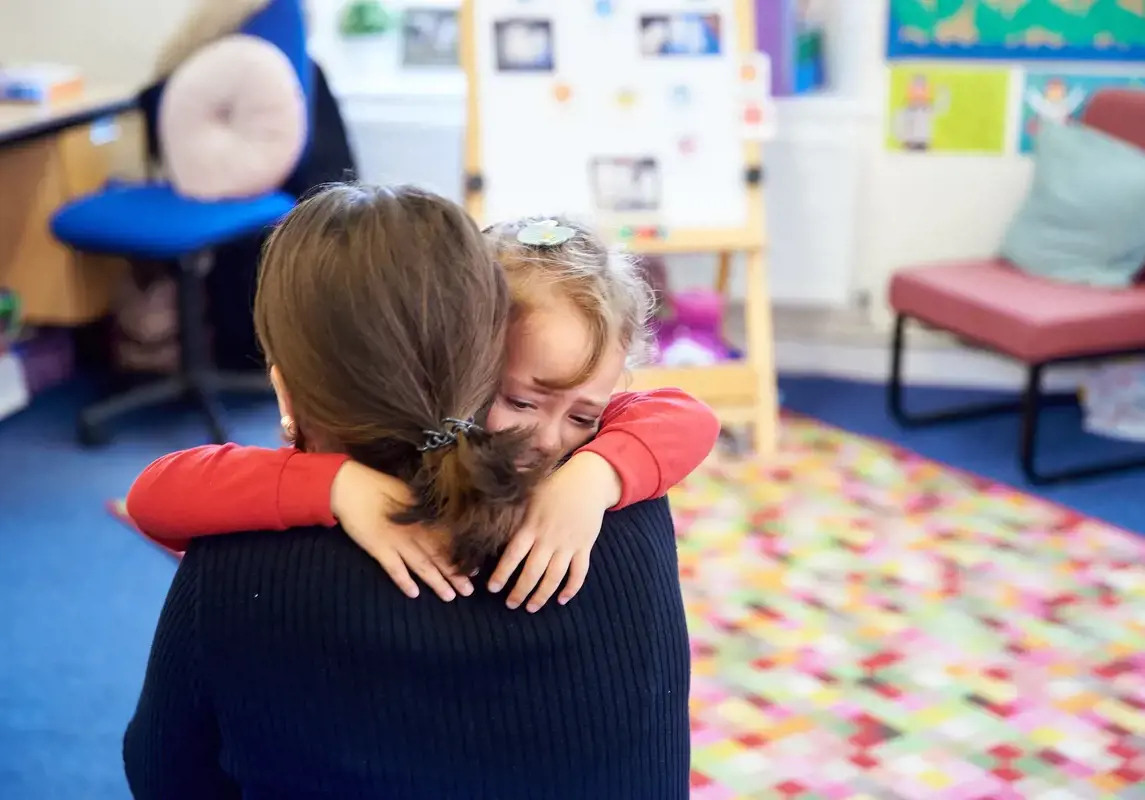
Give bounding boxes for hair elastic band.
[419,417,481,452]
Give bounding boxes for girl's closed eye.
[569,415,599,428]
[505,396,536,411]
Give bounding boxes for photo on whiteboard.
[402,7,460,67]
[494,19,555,72]
[639,13,721,57]
[590,157,662,213]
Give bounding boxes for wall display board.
[461,0,778,451]
[1019,71,1145,154]
[887,0,1145,62]
[885,64,1012,154]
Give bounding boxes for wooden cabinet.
[0,95,139,326]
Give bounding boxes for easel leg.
[715,251,732,295]
[744,247,778,455]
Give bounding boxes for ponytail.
[391,424,550,572]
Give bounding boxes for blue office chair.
[52,0,310,446]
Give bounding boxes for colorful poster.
[886,65,1012,155]
[1019,72,1145,153]
[887,0,1145,62]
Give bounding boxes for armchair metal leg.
[888,314,1021,425]
[1019,363,1145,486]
[889,313,1145,486]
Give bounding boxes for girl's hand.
[487,452,621,613]
[330,461,473,602]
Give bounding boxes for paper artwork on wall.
[639,12,723,57]
[473,0,750,231]
[590,156,662,213]
[402,7,460,67]
[885,65,1011,155]
[887,0,1145,62]
[494,18,555,72]
[1019,72,1145,154]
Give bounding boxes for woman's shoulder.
[595,496,678,570]
[182,525,370,590]
[602,495,674,532]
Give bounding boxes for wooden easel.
[459,0,777,454]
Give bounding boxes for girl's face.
[486,300,626,457]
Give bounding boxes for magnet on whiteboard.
[739,52,772,94]
[679,136,697,154]
[616,88,637,108]
[554,82,572,103]
[671,84,690,105]
[595,0,613,15]
[741,98,777,141]
[618,225,635,239]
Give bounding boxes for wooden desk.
[0,86,139,325]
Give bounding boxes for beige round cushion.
[159,34,307,200]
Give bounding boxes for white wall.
[0,0,197,87]
[846,0,1030,329]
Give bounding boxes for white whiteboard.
[471,0,750,231]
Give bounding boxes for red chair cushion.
[889,259,1145,363]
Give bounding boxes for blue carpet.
[0,375,1141,799]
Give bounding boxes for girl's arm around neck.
[126,444,349,551]
[576,387,720,510]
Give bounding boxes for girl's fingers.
[487,532,535,593]
[558,551,591,605]
[427,548,474,597]
[526,551,573,613]
[400,547,457,602]
[375,551,420,599]
[505,546,552,610]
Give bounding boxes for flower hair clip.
[517,219,576,247]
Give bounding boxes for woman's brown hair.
[254,183,546,571]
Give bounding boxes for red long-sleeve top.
[127,388,720,552]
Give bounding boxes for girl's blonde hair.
[483,216,655,388]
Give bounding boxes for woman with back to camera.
[123,184,691,800]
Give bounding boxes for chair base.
[888,314,1145,486]
[78,370,271,447]
[77,248,273,447]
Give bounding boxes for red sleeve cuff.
[578,431,661,510]
[276,452,351,528]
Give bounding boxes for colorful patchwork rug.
[110,415,1145,798]
[677,417,1145,799]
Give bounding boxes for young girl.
[127,215,720,612]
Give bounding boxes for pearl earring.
[280,415,297,439]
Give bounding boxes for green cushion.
[1001,122,1145,288]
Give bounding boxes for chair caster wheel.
[77,419,109,448]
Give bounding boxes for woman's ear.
[269,364,293,421]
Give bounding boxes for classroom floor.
[1,376,1143,799]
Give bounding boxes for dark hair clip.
[419,417,480,452]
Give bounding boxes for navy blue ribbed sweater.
[123,497,691,799]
